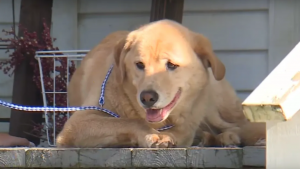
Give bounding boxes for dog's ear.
[190,32,226,81]
[113,35,133,83]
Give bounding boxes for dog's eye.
[166,61,179,70]
[135,62,145,70]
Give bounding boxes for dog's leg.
[238,122,266,146]
[214,122,266,147]
[56,110,176,148]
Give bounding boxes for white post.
[243,41,300,168]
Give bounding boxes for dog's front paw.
[144,134,176,148]
[216,131,241,147]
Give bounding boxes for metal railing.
[35,50,89,146]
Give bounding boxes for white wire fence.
[35,50,89,146]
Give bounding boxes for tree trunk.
[150,0,184,23]
[9,0,53,146]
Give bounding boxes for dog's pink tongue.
[146,109,162,122]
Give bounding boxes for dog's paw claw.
[145,134,175,148]
[217,131,241,147]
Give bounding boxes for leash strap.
[0,64,173,131]
[0,99,120,118]
[99,65,114,107]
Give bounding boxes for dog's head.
[113,19,225,123]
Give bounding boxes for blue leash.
[0,65,173,131]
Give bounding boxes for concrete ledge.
[0,146,265,168]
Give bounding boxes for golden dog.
[56,19,266,148]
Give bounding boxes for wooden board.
[187,147,243,168]
[0,148,25,167]
[132,148,186,168]
[0,147,265,168]
[243,105,285,122]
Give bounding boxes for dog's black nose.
[140,90,159,108]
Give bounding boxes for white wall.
[183,0,270,100]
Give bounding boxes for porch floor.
[0,146,265,168]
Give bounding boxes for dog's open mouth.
[146,88,181,122]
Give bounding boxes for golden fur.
[56,19,266,148]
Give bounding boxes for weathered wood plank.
[25,148,79,168]
[0,147,266,168]
[132,148,186,168]
[243,146,265,167]
[242,105,285,122]
[78,148,131,168]
[187,147,243,168]
[0,148,25,167]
